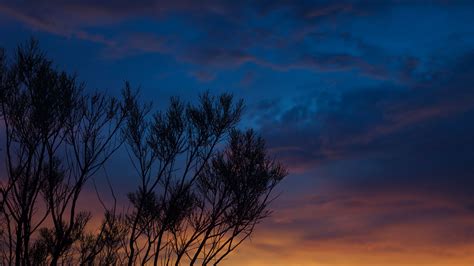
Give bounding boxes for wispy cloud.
[254,50,474,175]
[0,0,427,82]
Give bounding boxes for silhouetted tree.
[121,93,286,265]
[0,40,130,265]
[0,40,287,265]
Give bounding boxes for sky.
[1,1,474,265]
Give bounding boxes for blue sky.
[1,1,474,264]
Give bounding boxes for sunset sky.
[1,1,474,265]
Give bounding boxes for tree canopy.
[0,40,287,265]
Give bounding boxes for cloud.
[0,4,115,46]
[223,188,474,265]
[253,49,474,178]
[4,0,467,94]
[0,0,427,81]
[101,32,168,58]
[0,3,171,58]
[182,47,256,67]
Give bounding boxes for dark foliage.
[0,40,287,265]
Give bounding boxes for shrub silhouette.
[0,40,287,265]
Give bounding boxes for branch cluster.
[0,40,287,266]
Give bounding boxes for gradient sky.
[1,1,474,265]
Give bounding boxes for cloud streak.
[223,188,474,265]
[255,49,474,177]
[0,0,435,82]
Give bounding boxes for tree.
[0,40,287,265]
[0,40,130,265]
[121,91,286,265]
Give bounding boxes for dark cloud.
[182,47,256,67]
[255,49,474,195]
[0,0,434,81]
